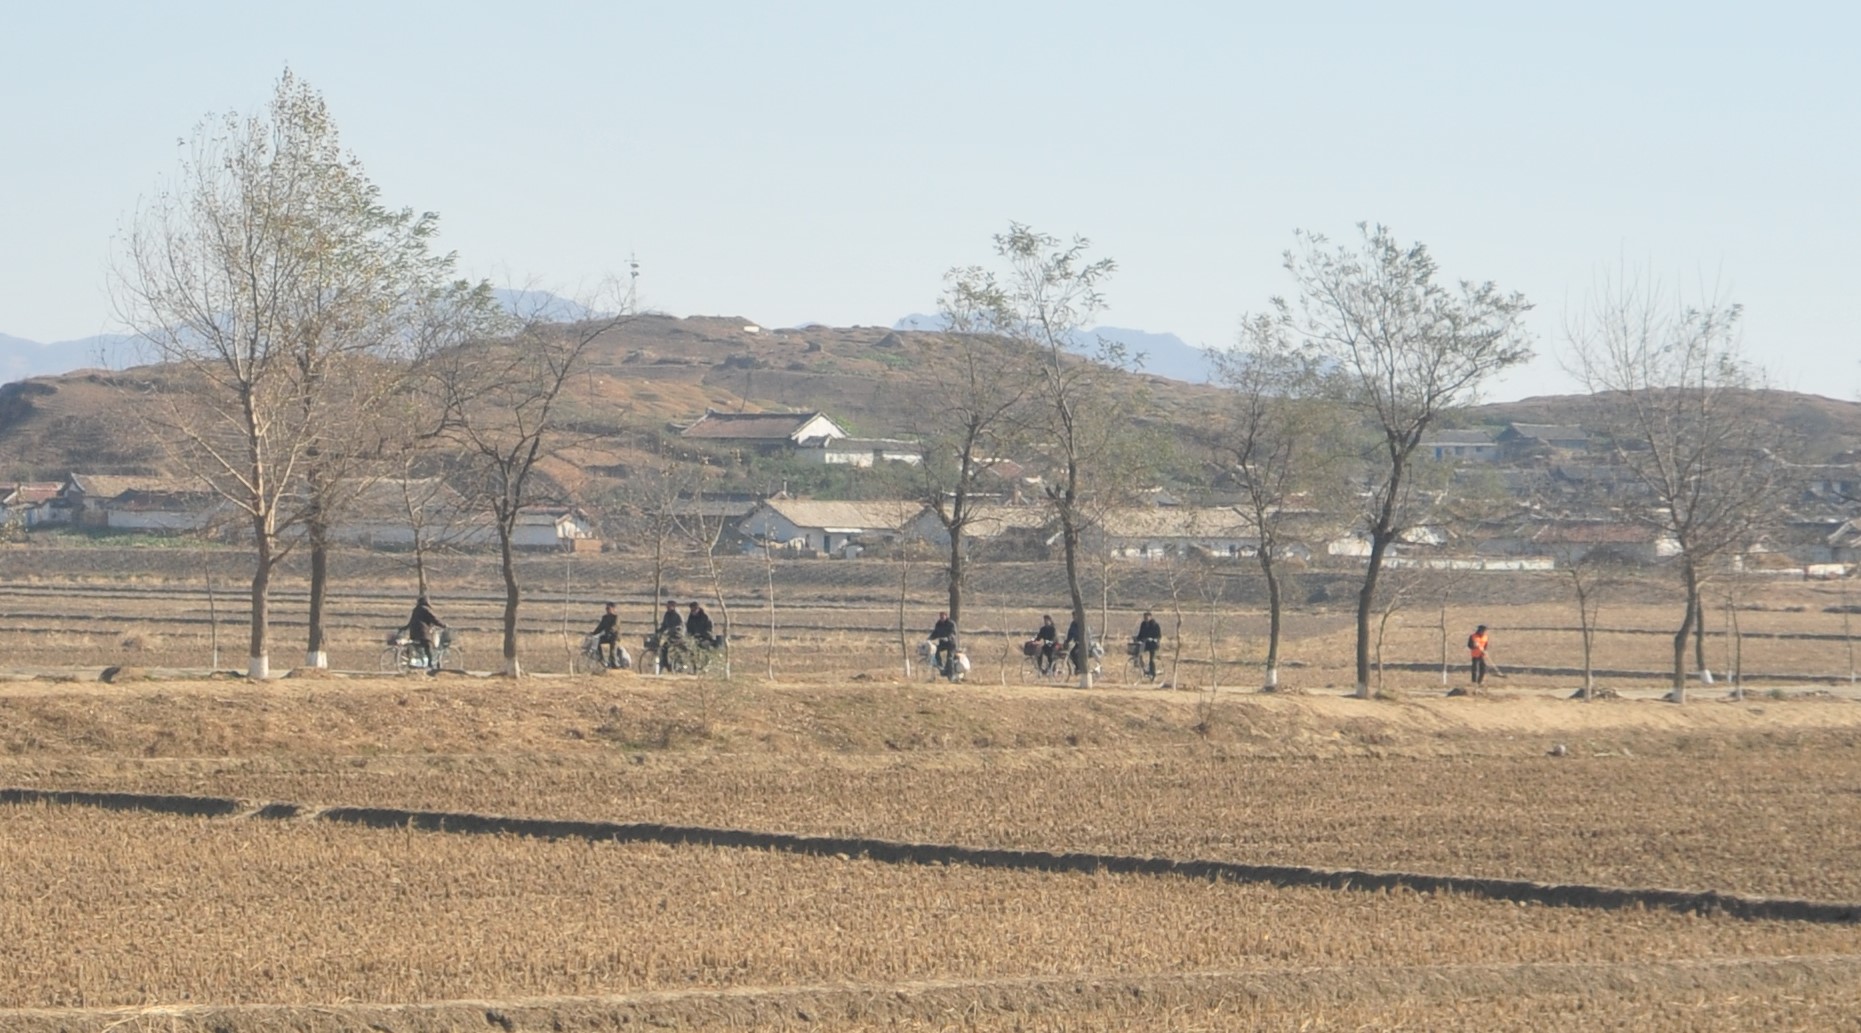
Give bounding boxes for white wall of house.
[512,512,596,549]
[812,448,875,468]
[1428,443,1498,461]
[788,413,848,444]
[739,507,811,548]
[737,504,903,554]
[24,503,68,526]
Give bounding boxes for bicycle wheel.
[378,645,408,675]
[442,644,467,673]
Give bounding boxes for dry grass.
[4,679,1861,901]
[1,806,1854,1013]
[2,565,1857,688]
[4,572,1861,1029]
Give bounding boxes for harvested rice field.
[4,564,1861,1029]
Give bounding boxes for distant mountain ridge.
[893,314,1214,383]
[0,332,136,384]
[1,290,592,388]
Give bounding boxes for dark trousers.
[1141,641,1159,676]
[1471,657,1487,684]
[934,638,955,675]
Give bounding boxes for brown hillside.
[1473,390,1861,457]
[5,316,1856,487]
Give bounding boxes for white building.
[798,437,923,467]
[512,505,600,551]
[738,498,927,556]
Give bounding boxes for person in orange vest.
[1467,624,1490,685]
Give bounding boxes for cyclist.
[686,600,716,649]
[928,611,957,678]
[590,601,622,669]
[1062,615,1085,675]
[1032,614,1058,675]
[1135,610,1162,679]
[655,599,684,673]
[404,595,447,674]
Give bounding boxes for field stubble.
[5,568,1861,1029]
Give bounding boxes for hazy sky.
[3,1,1855,401]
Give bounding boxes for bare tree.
[1564,555,1625,701]
[1564,270,1795,701]
[944,223,1135,688]
[1265,224,1533,698]
[912,314,1036,628]
[620,453,703,625]
[429,306,627,676]
[114,70,481,677]
[674,497,736,680]
[1209,328,1347,690]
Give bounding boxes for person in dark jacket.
[1135,610,1163,679]
[686,601,716,648]
[1062,616,1085,675]
[591,602,621,668]
[655,600,684,673]
[928,611,957,677]
[405,595,447,673]
[1032,614,1058,674]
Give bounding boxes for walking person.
[591,601,621,668]
[1135,610,1163,679]
[1468,624,1490,685]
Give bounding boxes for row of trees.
[112,73,1801,697]
[920,224,1796,701]
[114,72,626,677]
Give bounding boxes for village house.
[512,505,601,551]
[1828,518,1861,566]
[903,501,1053,551]
[1497,423,1590,459]
[2,482,60,527]
[737,498,927,557]
[1084,506,1265,560]
[1418,428,1499,462]
[42,473,221,532]
[1528,520,1680,566]
[797,437,923,467]
[678,410,849,454]
[329,478,492,549]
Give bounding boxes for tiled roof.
[756,498,924,532]
[682,410,828,441]
[1529,521,1654,544]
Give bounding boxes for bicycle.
[647,632,722,674]
[1059,640,1105,681]
[580,633,632,672]
[379,628,465,675]
[1019,639,1062,682]
[918,639,969,683]
[1127,638,1159,684]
